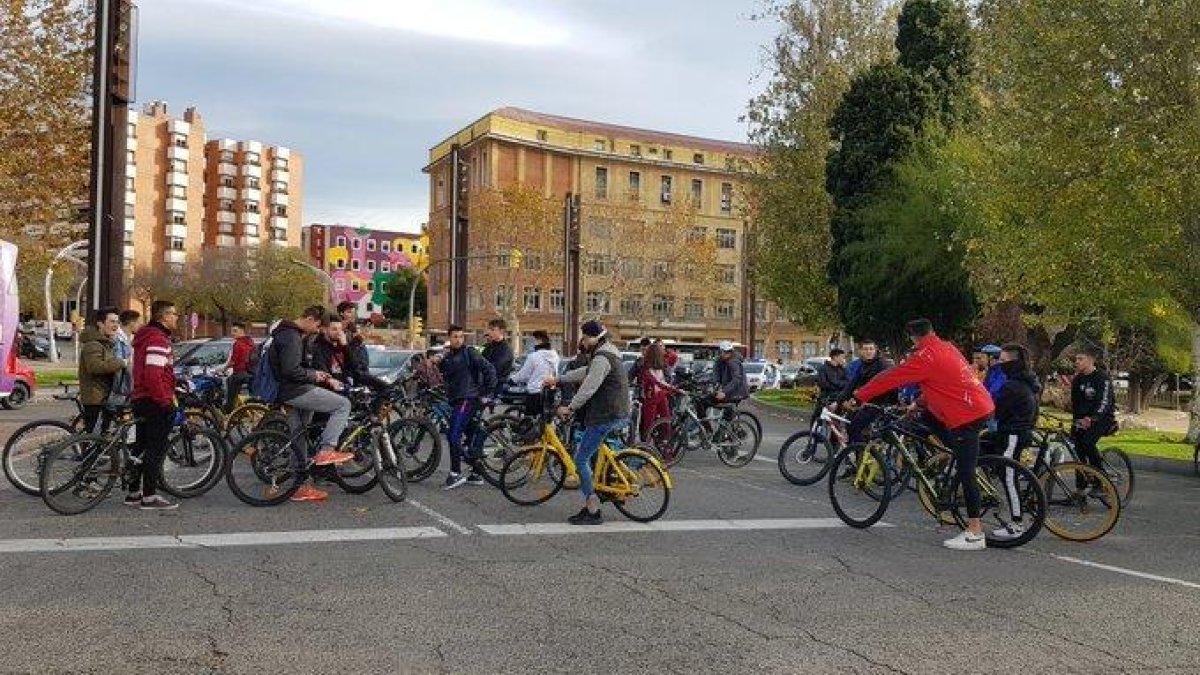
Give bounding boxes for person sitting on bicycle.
[270,305,356,503]
[985,343,1040,538]
[543,320,630,526]
[1070,344,1118,475]
[223,321,257,413]
[509,329,560,419]
[851,319,995,551]
[835,339,896,442]
[310,314,389,393]
[712,341,748,414]
[438,324,497,490]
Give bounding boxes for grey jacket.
[561,341,630,425]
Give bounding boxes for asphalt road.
[0,399,1197,674]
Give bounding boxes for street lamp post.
[44,241,89,364]
[289,259,335,305]
[411,250,520,348]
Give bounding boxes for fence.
[1114,385,1193,412]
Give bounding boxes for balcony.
[217,186,237,201]
[166,197,187,212]
[167,145,189,162]
[216,235,236,248]
[168,171,189,187]
[273,165,290,180]
[167,223,187,239]
[242,211,261,226]
[271,227,288,242]
[167,119,190,135]
[242,235,261,247]
[126,135,137,151]
[270,190,288,206]
[270,216,288,230]
[240,186,261,201]
[124,217,135,233]
[163,249,186,265]
[218,162,236,176]
[241,163,263,179]
[125,190,135,205]
[217,211,235,224]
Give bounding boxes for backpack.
[250,337,279,403]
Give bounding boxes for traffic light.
[410,315,423,336]
[456,155,470,211]
[510,248,523,269]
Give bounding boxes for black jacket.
[310,335,387,391]
[714,354,749,401]
[817,362,848,401]
[269,321,320,403]
[837,356,896,404]
[994,362,1039,433]
[439,345,497,402]
[1072,369,1116,422]
[481,339,514,395]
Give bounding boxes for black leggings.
[132,400,173,497]
[1072,426,1105,469]
[934,419,987,519]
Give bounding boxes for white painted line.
[752,454,776,465]
[0,527,446,554]
[408,498,473,535]
[1049,554,1200,591]
[477,517,886,537]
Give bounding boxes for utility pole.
[563,193,581,356]
[448,144,470,327]
[88,0,136,311]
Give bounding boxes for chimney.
[184,106,202,124]
[143,100,168,117]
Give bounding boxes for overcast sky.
[136,0,779,233]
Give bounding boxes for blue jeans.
[574,419,627,499]
[447,399,482,474]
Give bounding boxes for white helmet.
[718,340,734,353]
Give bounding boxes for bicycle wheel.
[827,444,891,528]
[737,410,763,444]
[159,426,227,498]
[645,417,688,467]
[499,445,566,506]
[474,418,524,488]
[1099,447,1134,507]
[3,419,74,496]
[39,434,120,515]
[225,402,271,445]
[609,450,670,522]
[965,455,1046,549]
[1039,462,1121,542]
[915,452,960,526]
[330,429,379,495]
[388,417,442,482]
[225,430,302,506]
[376,432,409,503]
[715,418,759,468]
[777,430,834,486]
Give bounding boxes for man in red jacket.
[223,321,256,413]
[130,300,180,510]
[853,319,995,551]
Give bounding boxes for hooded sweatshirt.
[993,360,1040,433]
[78,326,125,406]
[510,345,561,394]
[132,322,176,409]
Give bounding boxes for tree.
[895,0,974,126]
[247,244,326,322]
[188,248,256,334]
[382,266,427,322]
[0,0,93,240]
[13,234,80,316]
[745,0,899,329]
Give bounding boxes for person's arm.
[560,365,588,384]
[854,354,928,404]
[82,342,125,376]
[470,349,497,398]
[142,338,176,409]
[567,356,612,413]
[510,353,536,385]
[276,333,318,386]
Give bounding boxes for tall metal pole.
[288,259,335,304]
[44,241,89,364]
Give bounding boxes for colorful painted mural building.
[303,224,428,320]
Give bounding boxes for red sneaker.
[290,483,328,502]
[312,450,355,466]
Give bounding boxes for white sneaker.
[992,523,1024,539]
[943,530,986,551]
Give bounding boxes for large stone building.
[424,107,825,361]
[302,224,426,319]
[123,101,303,275]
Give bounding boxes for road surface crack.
[182,554,234,670]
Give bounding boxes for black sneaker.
[139,494,178,511]
[123,493,142,507]
[443,472,467,490]
[465,473,485,486]
[567,508,603,526]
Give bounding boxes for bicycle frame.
[526,421,673,498]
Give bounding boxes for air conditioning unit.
[661,191,672,203]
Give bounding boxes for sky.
[135,0,781,234]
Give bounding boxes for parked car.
[1,350,35,410]
[744,362,779,392]
[779,363,819,389]
[174,337,265,375]
[368,348,418,381]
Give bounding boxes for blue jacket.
[438,345,497,402]
[984,364,1008,400]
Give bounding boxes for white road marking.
[1049,554,1200,591]
[0,527,445,554]
[477,517,886,536]
[408,498,473,535]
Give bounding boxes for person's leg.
[82,405,103,434]
[1072,426,1104,469]
[847,406,880,444]
[129,400,152,498]
[999,432,1023,522]
[139,406,173,499]
[446,399,475,476]
[573,422,609,513]
[224,373,248,413]
[951,424,983,527]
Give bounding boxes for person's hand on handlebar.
[555,405,573,420]
[542,376,558,389]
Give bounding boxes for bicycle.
[1033,412,1134,507]
[827,405,1047,549]
[38,409,227,515]
[1024,436,1122,542]
[777,406,851,486]
[225,387,409,505]
[499,403,672,522]
[645,390,760,467]
[3,389,88,496]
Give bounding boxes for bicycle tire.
[645,417,689,467]
[827,444,891,529]
[963,455,1046,549]
[39,434,120,516]
[225,429,302,506]
[474,418,524,488]
[3,419,74,496]
[372,427,408,502]
[159,426,228,499]
[225,402,272,444]
[776,430,834,486]
[330,428,379,495]
[715,418,759,468]
[915,451,960,526]
[388,417,442,482]
[1099,447,1134,507]
[1039,461,1121,542]
[737,410,763,444]
[499,445,566,506]
[609,450,670,522]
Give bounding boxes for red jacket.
[855,334,994,430]
[229,335,256,374]
[132,322,176,409]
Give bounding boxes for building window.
[719,265,736,285]
[169,158,187,174]
[754,340,765,356]
[594,166,608,200]
[124,176,134,191]
[171,132,187,148]
[628,171,640,198]
[716,228,736,249]
[335,236,346,248]
[335,279,346,291]
[366,281,375,292]
[245,201,260,213]
[273,227,287,241]
[436,178,446,208]
[585,291,610,314]
[660,176,672,204]
[221,176,235,188]
[593,139,607,152]
[619,295,643,316]
[351,238,361,250]
[351,280,360,292]
[684,299,705,319]
[351,259,360,271]
[411,243,420,253]
[272,204,287,217]
[691,179,703,206]
[124,204,134,219]
[273,157,289,170]
[168,237,185,250]
[622,257,644,278]
[126,149,136,165]
[651,295,674,317]
[219,223,233,235]
[585,255,612,276]
[219,200,234,212]
[524,253,543,272]
[244,224,259,237]
[219,150,235,163]
[367,260,376,272]
[629,144,641,157]
[802,341,821,358]
[755,300,768,322]
[715,300,736,319]
[381,241,391,253]
[169,211,185,225]
[245,152,261,166]
[721,183,733,213]
[246,176,260,189]
[495,285,510,310]
[549,288,565,313]
[687,226,707,243]
[777,341,794,362]
[336,259,345,270]
[651,260,670,281]
[693,153,704,165]
[663,149,673,161]
[367,239,377,251]
[381,261,390,272]
[536,129,548,142]
[523,286,542,312]
[169,185,186,199]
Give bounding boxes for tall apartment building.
[424,107,825,361]
[122,102,303,277]
[302,224,426,317]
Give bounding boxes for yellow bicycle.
[499,413,673,522]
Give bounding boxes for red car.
[1,346,35,409]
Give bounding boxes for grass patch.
[1101,430,1193,463]
[753,389,815,409]
[34,369,78,390]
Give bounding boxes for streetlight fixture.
[289,259,335,305]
